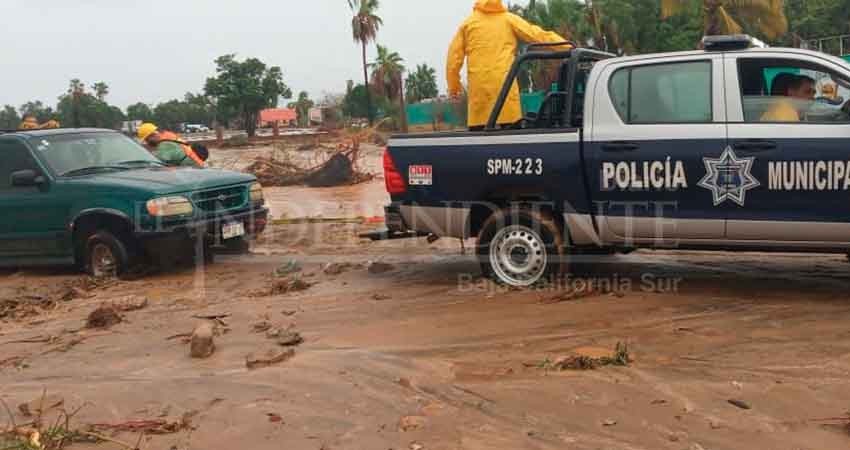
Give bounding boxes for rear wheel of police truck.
[477,207,567,287]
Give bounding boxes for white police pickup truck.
[369,35,850,287]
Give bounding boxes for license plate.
[222,221,245,240]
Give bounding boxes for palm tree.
[405,64,438,103]
[661,0,788,40]
[92,82,109,101]
[287,91,315,127]
[370,44,406,131]
[348,0,383,125]
[370,45,405,99]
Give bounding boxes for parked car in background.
[184,124,211,133]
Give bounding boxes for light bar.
[702,34,766,51]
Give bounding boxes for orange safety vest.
[160,131,205,167]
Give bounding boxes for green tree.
[784,0,849,46]
[348,0,383,125]
[19,101,57,123]
[91,82,110,101]
[0,105,20,129]
[342,83,377,119]
[661,0,788,41]
[405,64,439,103]
[126,102,154,122]
[54,79,125,129]
[370,45,405,100]
[287,91,315,127]
[204,54,292,137]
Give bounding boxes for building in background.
[258,108,297,128]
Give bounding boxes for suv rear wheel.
[85,230,131,278]
[477,207,567,287]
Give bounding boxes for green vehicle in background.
[0,128,269,277]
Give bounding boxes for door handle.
[601,141,640,152]
[733,140,777,152]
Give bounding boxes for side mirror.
[10,169,45,187]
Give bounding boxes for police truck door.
[724,53,850,244]
[588,54,728,245]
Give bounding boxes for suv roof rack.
[703,34,767,51]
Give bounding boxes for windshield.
[30,132,161,176]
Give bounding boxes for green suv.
[0,128,268,276]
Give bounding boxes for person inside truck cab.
[760,74,816,122]
[137,122,207,167]
[447,0,572,131]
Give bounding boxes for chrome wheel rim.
[489,225,547,287]
[91,243,116,277]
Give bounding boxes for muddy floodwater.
[3,144,850,450]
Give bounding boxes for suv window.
[0,139,40,191]
[737,58,850,123]
[610,61,713,124]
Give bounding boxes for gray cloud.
[0,0,480,109]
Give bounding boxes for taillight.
[383,148,407,195]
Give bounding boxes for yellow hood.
[474,0,506,13]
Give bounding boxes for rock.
[322,262,355,276]
[269,278,313,295]
[399,415,427,432]
[190,322,216,358]
[667,431,688,442]
[367,261,394,274]
[274,260,302,277]
[728,399,751,410]
[246,348,295,369]
[113,296,149,312]
[709,419,724,429]
[275,330,304,347]
[85,305,122,329]
[267,413,283,423]
[602,419,618,427]
[59,287,90,302]
[252,321,273,333]
[18,394,64,417]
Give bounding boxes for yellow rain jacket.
[447,0,569,128]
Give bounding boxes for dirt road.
[3,147,850,449]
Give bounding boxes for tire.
[220,237,251,255]
[85,230,131,278]
[477,207,567,287]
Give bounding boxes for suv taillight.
[383,148,407,195]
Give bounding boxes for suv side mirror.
[10,169,45,187]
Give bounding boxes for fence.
[802,35,850,58]
[406,92,548,127]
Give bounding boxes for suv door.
[0,138,67,260]
[588,54,727,245]
[724,52,850,244]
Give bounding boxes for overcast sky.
[0,0,498,110]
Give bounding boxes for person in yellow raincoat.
[447,0,571,130]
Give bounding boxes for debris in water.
[85,305,122,329]
[540,342,631,371]
[246,348,296,369]
[728,399,752,410]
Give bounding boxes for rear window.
[609,61,713,124]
